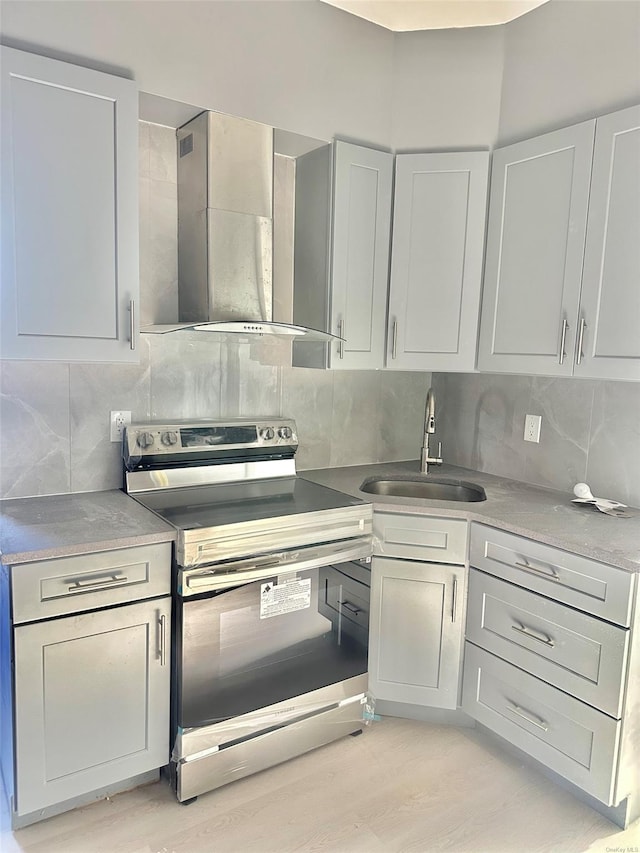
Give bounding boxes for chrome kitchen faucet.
[420,387,443,474]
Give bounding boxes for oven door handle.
[185,559,283,590]
[180,537,372,595]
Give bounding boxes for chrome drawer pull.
[507,702,549,732]
[451,578,458,623]
[391,319,398,359]
[576,316,586,365]
[158,613,167,666]
[559,317,569,365]
[339,600,361,616]
[514,560,559,581]
[338,318,345,359]
[512,622,555,648]
[129,299,136,351]
[67,573,129,592]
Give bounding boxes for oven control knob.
[161,431,178,446]
[259,427,275,441]
[136,431,155,449]
[278,426,293,440]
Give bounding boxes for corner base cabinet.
[368,513,468,711]
[1,543,171,826]
[369,556,465,709]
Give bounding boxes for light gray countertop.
[0,490,176,566]
[3,463,639,573]
[301,460,640,574]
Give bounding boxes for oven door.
[175,557,370,733]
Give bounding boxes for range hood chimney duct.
[174,111,337,343]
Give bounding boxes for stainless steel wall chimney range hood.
[142,111,339,343]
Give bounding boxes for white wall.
[498,0,640,144]
[391,26,504,150]
[0,0,394,146]
[3,1,639,154]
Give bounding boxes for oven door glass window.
[177,565,369,729]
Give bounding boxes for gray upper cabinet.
[387,152,489,372]
[0,46,139,362]
[477,121,595,376]
[575,105,640,381]
[328,141,393,370]
[478,105,640,381]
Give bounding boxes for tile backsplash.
[432,372,640,507]
[0,339,430,497]
[0,122,428,498]
[1,122,638,506]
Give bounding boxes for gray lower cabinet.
[14,597,171,816]
[0,46,139,362]
[2,542,172,825]
[462,643,621,806]
[369,556,464,709]
[463,523,640,826]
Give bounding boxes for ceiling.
[319,0,550,31]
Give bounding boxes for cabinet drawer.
[11,543,172,624]
[461,643,621,806]
[466,570,629,718]
[374,513,467,564]
[320,563,370,634]
[469,524,633,626]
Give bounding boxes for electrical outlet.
[524,414,542,443]
[110,410,131,442]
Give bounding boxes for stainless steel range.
[123,419,373,803]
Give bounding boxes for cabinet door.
[387,152,489,372]
[369,557,464,709]
[13,598,170,816]
[575,105,640,381]
[329,141,393,370]
[477,121,595,376]
[0,46,139,362]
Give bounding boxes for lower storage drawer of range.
[466,569,629,718]
[461,643,621,806]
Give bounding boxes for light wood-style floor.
[2,717,639,853]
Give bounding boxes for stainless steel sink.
[359,476,487,502]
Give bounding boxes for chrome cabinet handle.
[514,560,559,581]
[339,600,361,616]
[512,622,555,647]
[576,316,586,365]
[338,318,345,359]
[391,319,398,359]
[507,702,549,732]
[67,573,128,592]
[129,299,136,351]
[559,318,569,365]
[451,577,458,622]
[158,613,167,666]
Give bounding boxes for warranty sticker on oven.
[260,577,311,619]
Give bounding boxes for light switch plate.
[524,414,542,443]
